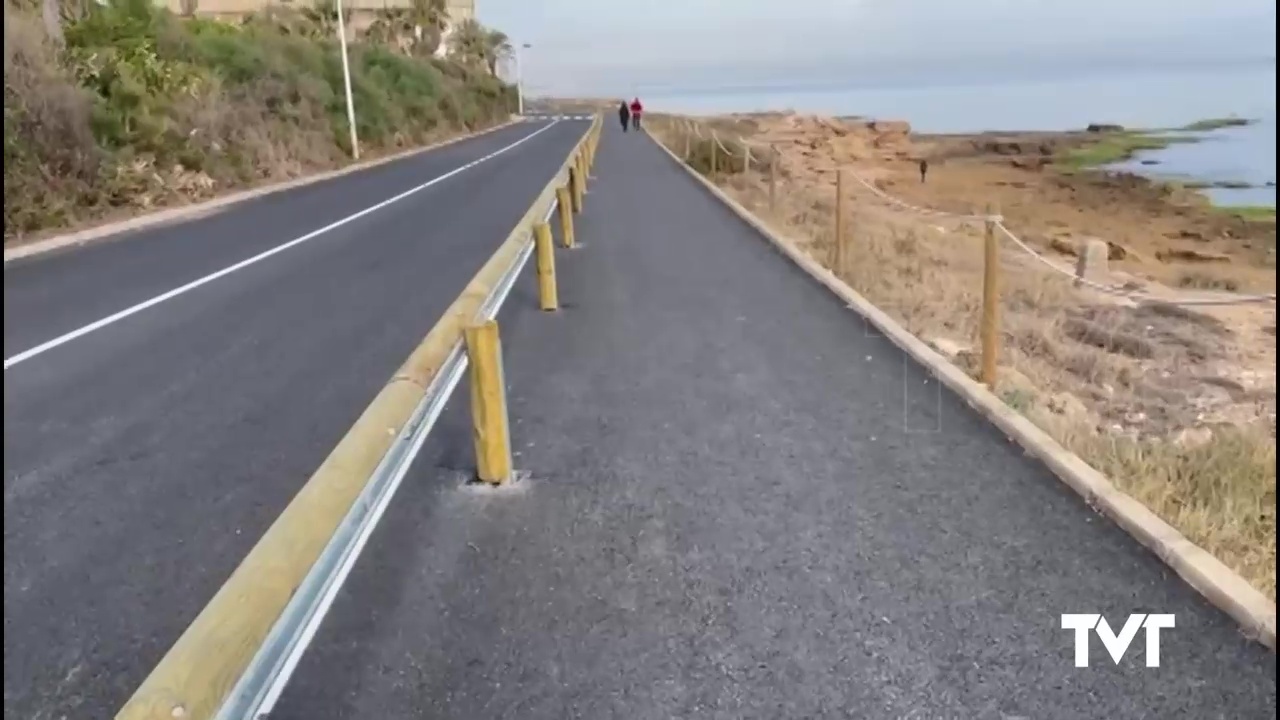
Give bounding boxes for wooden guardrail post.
[557,186,575,248]
[464,319,513,484]
[569,165,583,213]
[586,126,597,169]
[533,222,558,311]
[980,203,1001,388]
[710,134,719,175]
[683,128,691,160]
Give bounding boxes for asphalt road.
[2,117,589,719]
[274,123,1276,719]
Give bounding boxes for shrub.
[3,0,515,240]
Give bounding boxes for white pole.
[514,46,524,115]
[335,0,359,160]
[515,42,531,117]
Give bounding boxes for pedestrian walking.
[919,158,929,183]
[629,97,644,131]
[618,100,630,132]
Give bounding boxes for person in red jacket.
[629,97,643,130]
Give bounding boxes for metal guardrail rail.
[116,114,602,720]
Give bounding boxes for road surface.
[273,122,1276,719]
[2,117,589,719]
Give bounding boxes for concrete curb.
[647,129,1278,651]
[3,119,521,264]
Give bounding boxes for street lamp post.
[335,0,359,160]
[515,42,532,116]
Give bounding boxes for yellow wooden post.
[832,169,846,275]
[980,203,1001,388]
[557,186,575,248]
[533,222,558,311]
[464,320,513,484]
[569,166,583,213]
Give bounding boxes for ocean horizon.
[644,61,1276,208]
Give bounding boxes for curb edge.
[4,119,521,264]
[647,128,1278,651]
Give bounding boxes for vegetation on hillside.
[1180,117,1253,132]
[3,0,516,239]
[1053,131,1198,171]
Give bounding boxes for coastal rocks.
[1173,426,1214,449]
[1074,238,1111,288]
[866,120,911,136]
[1049,237,1078,256]
[1047,235,1129,261]
[1155,248,1232,264]
[1011,157,1051,171]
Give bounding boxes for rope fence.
[650,113,1277,397]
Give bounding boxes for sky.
[475,0,1277,97]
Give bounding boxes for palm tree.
[299,0,350,42]
[447,19,513,76]
[447,17,486,66]
[483,28,512,76]
[410,0,449,55]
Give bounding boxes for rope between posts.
[994,221,1277,306]
[677,118,1274,307]
[847,171,994,221]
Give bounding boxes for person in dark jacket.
[629,97,644,130]
[919,158,929,183]
[618,100,631,132]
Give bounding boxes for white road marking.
[3,119,563,371]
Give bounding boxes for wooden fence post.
[768,147,778,213]
[832,169,846,275]
[980,203,1001,388]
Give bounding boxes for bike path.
[275,121,1276,720]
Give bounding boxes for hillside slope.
[3,0,515,241]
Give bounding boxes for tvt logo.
[1061,613,1175,668]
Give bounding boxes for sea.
[644,62,1277,208]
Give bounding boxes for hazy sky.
[476,0,1277,96]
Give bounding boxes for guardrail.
[116,114,603,720]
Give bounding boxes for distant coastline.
[642,62,1277,212]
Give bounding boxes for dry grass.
[652,117,1278,599]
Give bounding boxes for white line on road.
[3,119,563,371]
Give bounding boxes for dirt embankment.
[654,111,1277,598]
